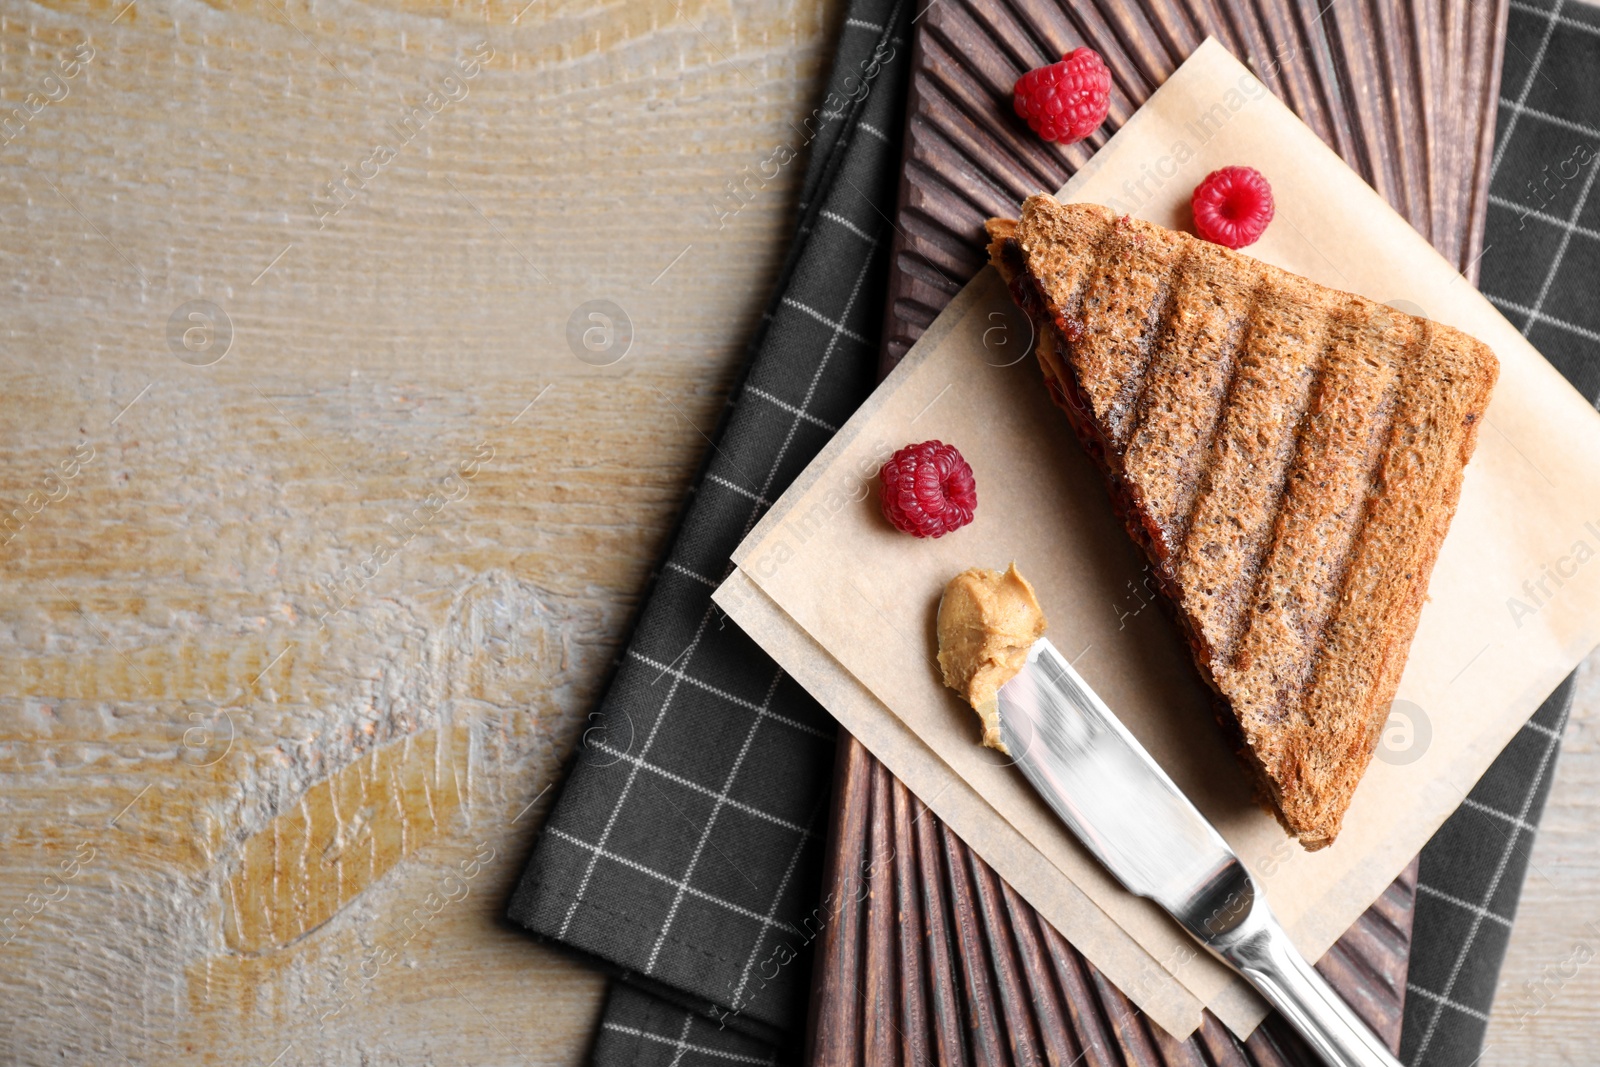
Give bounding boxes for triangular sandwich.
[987,195,1498,848]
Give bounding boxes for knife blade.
[997,638,1402,1067]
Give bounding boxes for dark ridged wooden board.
[810,737,1421,1066]
[876,0,1506,372]
[808,0,1507,1063]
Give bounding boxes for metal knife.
[997,638,1402,1067]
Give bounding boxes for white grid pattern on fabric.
[1486,194,1600,243]
[665,560,723,589]
[586,741,817,836]
[1488,292,1600,346]
[1509,0,1600,40]
[705,472,775,506]
[1521,147,1600,332]
[548,827,806,936]
[1461,795,1541,834]
[779,295,875,345]
[819,209,881,244]
[640,217,883,985]
[1408,710,1569,1060]
[515,11,914,1056]
[556,605,720,939]
[646,669,786,971]
[857,121,892,143]
[725,799,830,1014]
[600,1020,778,1065]
[1415,883,1515,929]
[557,205,884,973]
[1521,718,1565,741]
[636,217,889,1004]
[627,649,834,738]
[743,386,841,431]
[1406,982,1494,1024]
[668,1014,697,1067]
[1497,95,1600,141]
[1490,0,1568,179]
[1486,32,1600,367]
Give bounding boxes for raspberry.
[879,440,977,538]
[1013,48,1112,145]
[1191,166,1275,249]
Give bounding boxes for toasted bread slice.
[988,195,1498,848]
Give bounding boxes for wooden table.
[0,1,1593,1063]
[0,0,845,1061]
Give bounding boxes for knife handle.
[1215,899,1403,1067]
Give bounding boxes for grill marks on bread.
[1176,283,1337,674]
[1228,307,1411,736]
[1123,245,1263,565]
[1070,220,1189,450]
[986,196,1497,847]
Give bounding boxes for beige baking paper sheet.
[715,568,1223,1036]
[714,38,1600,1040]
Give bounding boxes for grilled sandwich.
[987,195,1498,848]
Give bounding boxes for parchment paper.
[714,39,1600,1039]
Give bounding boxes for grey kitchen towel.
[1402,0,1596,1063]
[506,0,911,1061]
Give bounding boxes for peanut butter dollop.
[936,563,1048,754]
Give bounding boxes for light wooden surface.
[1,2,1595,1064]
[0,0,844,1062]
[1483,650,1600,1066]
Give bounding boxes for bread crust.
[986,196,1498,848]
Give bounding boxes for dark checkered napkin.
[1480,0,1600,403]
[506,0,911,1059]
[1403,2,1593,1063]
[591,984,778,1066]
[1404,678,1575,1067]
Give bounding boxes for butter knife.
[997,638,1402,1067]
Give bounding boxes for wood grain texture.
[0,0,848,1062]
[810,732,1419,1066]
